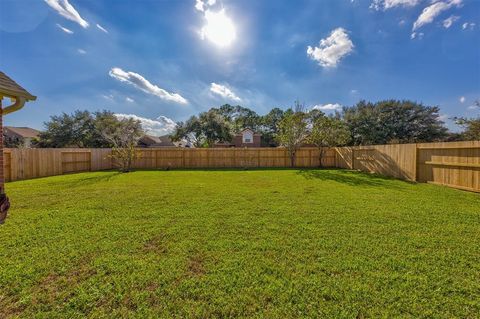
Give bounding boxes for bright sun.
[201,9,236,47]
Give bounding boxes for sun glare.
[201,9,236,47]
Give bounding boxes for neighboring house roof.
[0,72,36,101]
[4,126,40,138]
[239,128,262,136]
[139,135,176,147]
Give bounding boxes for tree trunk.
[290,149,296,168]
[318,148,325,168]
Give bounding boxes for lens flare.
[201,9,236,47]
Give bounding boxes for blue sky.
[1,0,479,135]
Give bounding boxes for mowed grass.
[0,169,479,318]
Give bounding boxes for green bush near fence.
[0,169,479,318]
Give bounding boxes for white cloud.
[443,15,460,28]
[307,28,354,68]
[210,83,241,101]
[115,114,177,136]
[438,114,449,122]
[44,0,89,28]
[102,94,114,100]
[195,0,216,12]
[109,67,188,104]
[126,97,134,103]
[371,0,421,11]
[312,103,342,111]
[96,23,108,34]
[350,89,358,94]
[462,22,475,30]
[410,31,424,39]
[56,23,73,34]
[459,96,465,103]
[195,0,205,12]
[412,0,462,32]
[77,48,87,54]
[468,104,478,110]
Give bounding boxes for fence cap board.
[417,145,480,150]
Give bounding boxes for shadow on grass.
[131,167,299,172]
[297,169,405,188]
[53,171,122,188]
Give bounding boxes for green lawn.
[0,169,479,318]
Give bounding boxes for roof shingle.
[0,72,36,101]
[4,126,40,138]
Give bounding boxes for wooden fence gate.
[61,151,92,174]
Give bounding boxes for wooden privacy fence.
[3,141,479,192]
[3,148,112,181]
[2,147,336,181]
[133,148,336,169]
[336,141,480,192]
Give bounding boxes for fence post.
[414,144,419,182]
[351,148,355,170]
[182,149,185,168]
[88,152,92,172]
[334,148,338,168]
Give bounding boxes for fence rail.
[335,141,480,192]
[3,141,479,192]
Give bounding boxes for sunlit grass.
[0,169,479,318]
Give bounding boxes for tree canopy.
[34,99,459,150]
[210,104,262,132]
[276,106,309,167]
[342,100,448,145]
[171,109,233,147]
[307,114,351,167]
[34,110,143,148]
[170,100,453,148]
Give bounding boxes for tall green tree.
[35,110,95,147]
[171,110,233,147]
[259,107,285,146]
[3,135,25,148]
[343,100,448,145]
[34,110,143,148]
[307,114,351,167]
[211,104,261,132]
[101,117,144,172]
[276,104,308,167]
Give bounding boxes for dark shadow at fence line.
[45,171,122,188]
[297,169,409,188]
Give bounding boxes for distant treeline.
[13,99,479,149]
[171,100,478,147]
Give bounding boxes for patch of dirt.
[142,218,177,255]
[29,255,97,308]
[187,253,205,277]
[0,295,27,318]
[1,255,98,317]
[142,234,168,254]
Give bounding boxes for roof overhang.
[0,89,36,102]
[0,72,37,116]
